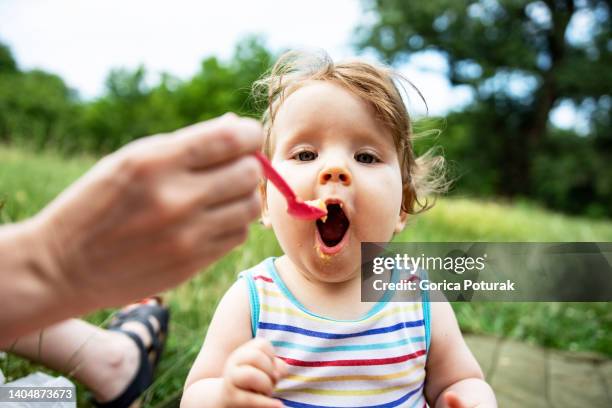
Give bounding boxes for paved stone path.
[465,335,611,407]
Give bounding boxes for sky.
[0,0,578,125]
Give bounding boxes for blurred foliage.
[79,36,273,152]
[0,69,81,149]
[357,0,612,217]
[0,43,18,73]
[0,8,611,217]
[0,36,273,153]
[1,146,610,406]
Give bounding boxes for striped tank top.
[240,257,431,408]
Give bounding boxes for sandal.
[93,297,170,408]
[108,297,170,367]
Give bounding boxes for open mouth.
[316,202,350,249]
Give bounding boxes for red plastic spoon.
[254,152,327,221]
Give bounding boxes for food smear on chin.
[305,198,328,222]
[315,244,332,262]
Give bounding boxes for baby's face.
[263,81,406,282]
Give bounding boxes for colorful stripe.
[258,320,424,339]
[243,258,428,407]
[261,288,283,298]
[280,382,424,408]
[284,363,424,383]
[242,273,260,336]
[280,349,426,367]
[277,376,425,396]
[261,303,420,324]
[272,337,425,353]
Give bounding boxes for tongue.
[318,220,346,244]
[317,205,349,246]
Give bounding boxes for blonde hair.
[253,50,447,215]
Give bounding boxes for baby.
[182,51,497,408]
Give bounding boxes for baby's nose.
[319,167,352,186]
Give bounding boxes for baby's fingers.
[232,339,280,376]
[250,339,288,381]
[273,356,289,379]
[443,391,473,408]
[230,365,275,396]
[233,348,274,375]
[234,390,284,408]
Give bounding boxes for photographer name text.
[372,278,516,292]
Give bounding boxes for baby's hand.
[442,391,487,408]
[222,338,288,408]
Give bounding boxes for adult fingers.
[200,191,261,235]
[230,365,275,395]
[186,226,250,270]
[174,168,261,260]
[211,225,251,251]
[190,155,262,209]
[174,113,263,170]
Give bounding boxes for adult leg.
[4,300,163,403]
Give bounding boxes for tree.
[80,36,273,153]
[0,65,80,148]
[0,43,18,73]
[174,35,273,122]
[356,0,611,200]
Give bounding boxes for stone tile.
[549,352,610,408]
[490,340,549,408]
[597,360,612,394]
[465,334,499,379]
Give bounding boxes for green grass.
[1,146,611,406]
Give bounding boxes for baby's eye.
[294,150,318,161]
[355,152,379,164]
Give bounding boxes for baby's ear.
[394,210,408,234]
[259,182,272,228]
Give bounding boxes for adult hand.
[1,113,263,342]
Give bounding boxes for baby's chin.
[303,249,361,283]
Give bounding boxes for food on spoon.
[305,198,327,222]
[254,152,327,221]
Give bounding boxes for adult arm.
[0,114,263,346]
